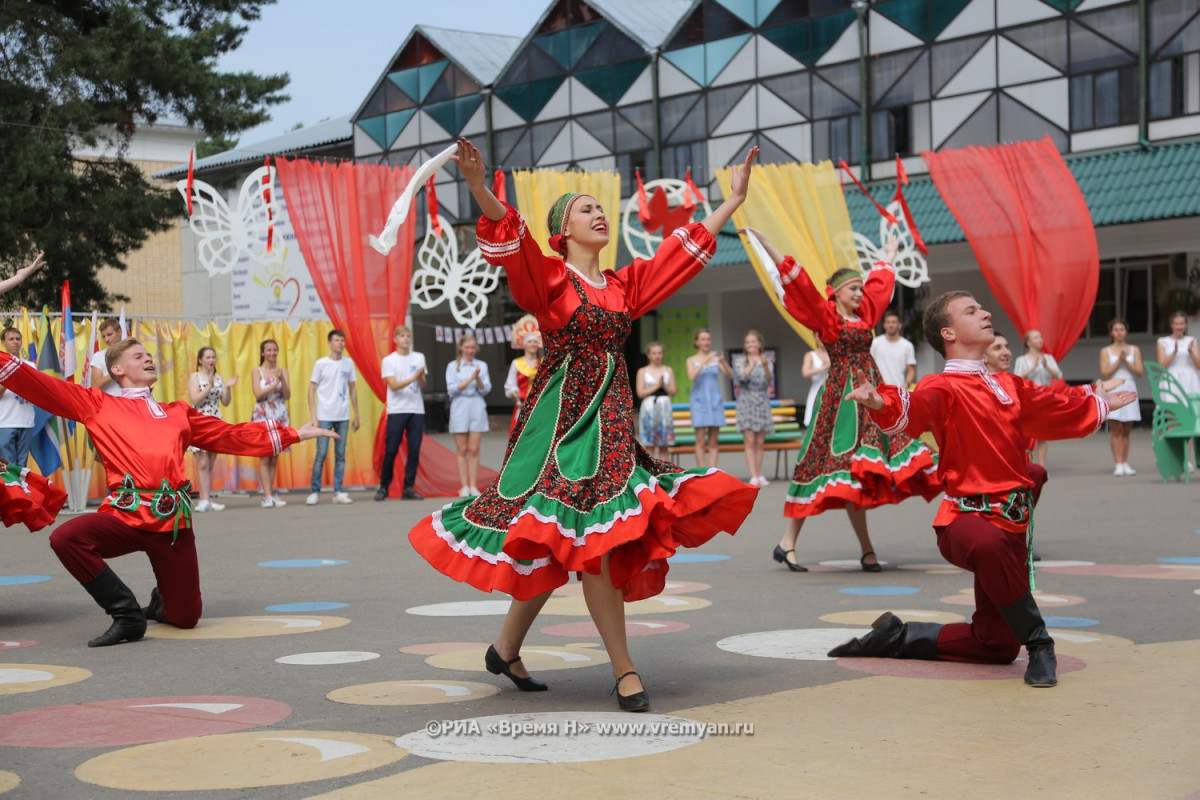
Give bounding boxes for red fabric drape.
[922,137,1099,359]
[275,158,497,497]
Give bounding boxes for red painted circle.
[1039,563,1200,581]
[835,653,1085,681]
[0,695,291,748]
[540,620,690,637]
[0,640,37,650]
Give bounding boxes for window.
[1070,65,1138,130]
[1149,57,1186,119]
[1084,257,1172,338]
[813,113,861,165]
[871,106,912,160]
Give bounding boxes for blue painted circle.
[838,586,921,596]
[0,575,53,586]
[667,554,731,563]
[1156,556,1200,564]
[265,602,349,613]
[258,559,348,568]
[1043,616,1100,627]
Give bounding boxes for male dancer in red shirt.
[0,338,336,647]
[827,292,1134,687]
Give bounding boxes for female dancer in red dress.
[409,140,760,711]
[744,230,939,573]
[504,315,541,434]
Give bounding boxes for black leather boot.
[998,591,1057,688]
[82,567,147,647]
[827,613,943,659]
[142,586,165,623]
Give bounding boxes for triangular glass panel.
[809,11,857,64]
[417,61,449,103]
[762,73,812,117]
[534,30,572,69]
[575,110,616,149]
[702,0,754,40]
[707,84,752,130]
[871,48,922,102]
[817,61,861,102]
[357,116,388,149]
[613,107,653,150]
[704,34,753,85]
[387,67,420,102]
[1036,0,1084,12]
[576,23,645,69]
[496,75,568,122]
[384,109,417,148]
[1075,4,1139,55]
[496,45,565,87]
[616,101,656,138]
[762,0,809,26]
[385,81,414,113]
[715,0,758,28]
[811,71,859,117]
[751,131,793,164]
[424,96,483,137]
[942,93,997,149]
[659,93,703,142]
[929,0,978,41]
[877,51,930,105]
[932,35,989,94]
[999,93,1066,150]
[1002,20,1067,72]
[495,127,532,167]
[1069,20,1135,71]
[666,4,705,49]
[663,44,709,86]
[1155,13,1200,59]
[424,69,456,105]
[531,119,569,163]
[569,21,606,67]
[576,57,650,105]
[875,0,975,42]
[360,84,387,118]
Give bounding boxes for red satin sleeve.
[775,256,840,340]
[1012,376,1107,441]
[476,203,571,325]
[859,262,897,328]
[0,352,102,422]
[868,381,949,438]
[186,408,299,457]
[618,224,716,319]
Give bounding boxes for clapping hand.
[845,369,884,410]
[226,375,239,388]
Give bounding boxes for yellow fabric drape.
[715,161,859,348]
[511,169,622,273]
[8,316,385,496]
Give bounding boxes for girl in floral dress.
[636,341,676,460]
[251,339,290,507]
[744,230,939,573]
[409,138,760,712]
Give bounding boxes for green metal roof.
[843,139,1200,246]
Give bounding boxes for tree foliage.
[0,0,288,309]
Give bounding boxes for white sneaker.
[261,497,274,508]
[1113,465,1125,476]
[208,500,225,511]
[1122,463,1136,476]
[458,487,471,498]
[271,496,287,507]
[757,476,770,487]
[306,492,320,506]
[469,487,482,496]
[333,492,354,504]
[194,499,212,512]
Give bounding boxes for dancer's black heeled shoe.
[860,551,883,573]
[612,671,650,712]
[485,644,548,692]
[773,544,807,572]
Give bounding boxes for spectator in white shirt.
[0,328,37,467]
[88,319,124,396]
[870,310,917,387]
[306,329,359,506]
[377,326,426,501]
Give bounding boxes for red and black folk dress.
[0,458,66,531]
[775,257,940,518]
[408,204,757,601]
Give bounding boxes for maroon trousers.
[49,513,201,628]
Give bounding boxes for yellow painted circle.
[424,643,610,673]
[145,615,350,640]
[0,664,91,696]
[328,680,500,706]
[820,609,966,626]
[542,594,711,617]
[75,730,406,791]
[0,771,18,793]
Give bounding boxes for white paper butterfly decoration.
[176,166,275,276]
[853,200,929,289]
[411,215,502,328]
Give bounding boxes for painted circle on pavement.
[717,629,866,662]
[540,619,690,638]
[396,712,705,763]
[266,602,349,613]
[1033,560,1095,568]
[328,680,499,706]
[941,591,1086,608]
[667,554,730,563]
[74,730,405,791]
[144,615,349,639]
[1042,616,1099,628]
[0,696,292,748]
[275,651,380,666]
[1157,556,1200,564]
[820,609,965,626]
[0,771,17,794]
[399,642,486,656]
[0,664,90,696]
[812,559,890,571]
[424,643,609,673]
[0,575,52,587]
[1038,563,1200,581]
[838,586,921,596]
[258,559,347,568]
[406,601,513,617]
[550,580,711,597]
[542,594,711,617]
[897,563,964,574]
[0,641,36,651]
[836,653,1086,681]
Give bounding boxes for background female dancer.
[687,328,731,468]
[187,347,237,512]
[801,341,829,428]
[736,329,773,486]
[409,138,759,712]
[504,319,541,434]
[636,341,675,461]
[744,229,939,573]
[446,334,490,497]
[1099,319,1142,476]
[1156,311,1200,471]
[251,339,291,506]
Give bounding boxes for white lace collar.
[565,263,607,288]
[942,359,1012,404]
[120,385,167,417]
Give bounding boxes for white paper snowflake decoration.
[410,215,502,328]
[621,178,712,261]
[177,166,276,276]
[853,200,930,289]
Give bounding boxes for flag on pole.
[81,310,99,389]
[28,308,64,475]
[60,281,77,382]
